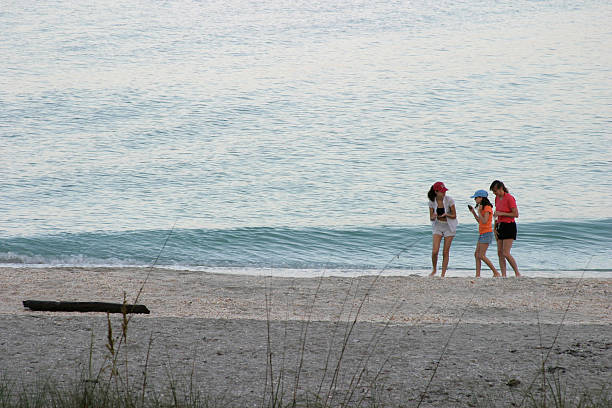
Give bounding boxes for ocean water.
[1,0,611,277]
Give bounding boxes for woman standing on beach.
[428,182,457,277]
[468,189,501,278]
[490,180,521,277]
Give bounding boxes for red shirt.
[495,193,517,223]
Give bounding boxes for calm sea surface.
[1,0,611,276]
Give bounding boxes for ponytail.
[427,186,436,202]
[480,197,493,208]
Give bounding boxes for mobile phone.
[467,204,473,210]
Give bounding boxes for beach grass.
[0,358,610,408]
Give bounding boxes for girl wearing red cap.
[427,181,457,277]
[490,180,521,277]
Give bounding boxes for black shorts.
[496,222,517,240]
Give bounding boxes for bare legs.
[431,234,519,278]
[431,234,454,277]
[474,243,500,278]
[430,234,442,276]
[496,238,521,277]
[441,237,454,277]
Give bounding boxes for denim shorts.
[478,231,494,244]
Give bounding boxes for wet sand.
[1,267,610,406]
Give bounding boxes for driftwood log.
[23,300,150,314]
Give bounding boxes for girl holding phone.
[427,182,457,277]
[468,190,501,278]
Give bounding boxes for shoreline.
[2,263,612,279]
[1,267,610,406]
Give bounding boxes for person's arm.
[492,205,498,238]
[494,207,518,218]
[469,205,479,223]
[429,206,436,221]
[444,204,456,219]
[480,210,490,224]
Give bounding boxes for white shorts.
[433,221,456,237]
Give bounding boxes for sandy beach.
[1,267,610,407]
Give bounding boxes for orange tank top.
[479,205,493,234]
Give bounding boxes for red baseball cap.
[433,181,448,192]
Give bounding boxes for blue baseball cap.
[470,189,488,198]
